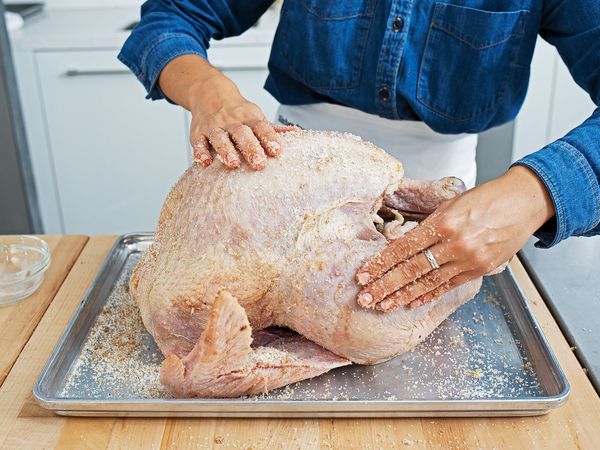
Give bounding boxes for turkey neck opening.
[372,202,422,240]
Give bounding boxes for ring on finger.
[423,249,440,270]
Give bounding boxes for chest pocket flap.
[417,3,530,122]
[276,0,376,90]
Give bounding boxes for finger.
[228,124,267,170]
[408,270,479,309]
[376,263,463,312]
[208,128,241,169]
[249,120,283,157]
[191,135,213,167]
[273,124,301,133]
[356,223,441,286]
[356,243,452,308]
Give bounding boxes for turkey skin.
[130,130,481,398]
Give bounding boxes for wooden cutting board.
[0,235,599,449]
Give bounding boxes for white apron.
[276,103,478,188]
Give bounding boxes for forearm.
[158,54,242,112]
[497,166,555,230]
[118,0,273,100]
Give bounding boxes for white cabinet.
[36,50,188,234]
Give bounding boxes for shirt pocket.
[417,3,530,122]
[276,0,376,90]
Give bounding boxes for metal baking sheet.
[34,233,569,417]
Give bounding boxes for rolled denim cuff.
[512,140,600,248]
[118,33,206,101]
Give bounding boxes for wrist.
[503,165,555,226]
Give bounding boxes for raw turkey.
[130,130,482,398]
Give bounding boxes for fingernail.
[356,272,371,285]
[198,154,211,167]
[218,154,239,169]
[225,155,240,167]
[408,300,422,309]
[357,293,373,307]
[268,141,281,155]
[380,299,393,311]
[251,155,267,170]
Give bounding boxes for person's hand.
[189,80,295,170]
[355,166,555,311]
[158,54,297,170]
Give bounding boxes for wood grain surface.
[0,235,87,387]
[0,236,598,449]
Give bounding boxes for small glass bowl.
[0,236,51,306]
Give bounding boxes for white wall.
[512,38,596,161]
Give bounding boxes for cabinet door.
[36,50,188,234]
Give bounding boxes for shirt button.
[393,17,404,32]
[379,85,389,101]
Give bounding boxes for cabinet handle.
[64,69,132,77]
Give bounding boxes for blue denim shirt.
[118,0,600,249]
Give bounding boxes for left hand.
[355,166,555,311]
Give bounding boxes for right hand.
[189,84,294,170]
[158,54,297,171]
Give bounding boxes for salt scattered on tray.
[61,254,168,399]
[60,252,542,401]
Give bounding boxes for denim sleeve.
[118,0,273,100]
[512,0,600,248]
